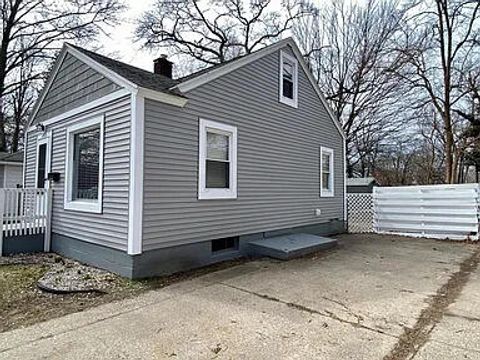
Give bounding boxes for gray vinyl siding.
[142,45,344,251]
[35,53,121,123]
[25,96,131,251]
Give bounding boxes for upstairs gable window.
[279,50,298,108]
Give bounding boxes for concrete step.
[248,233,337,260]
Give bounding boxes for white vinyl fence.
[0,188,53,256]
[374,184,480,240]
[347,183,480,240]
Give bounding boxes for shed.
[347,177,379,193]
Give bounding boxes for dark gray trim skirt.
[51,220,346,279]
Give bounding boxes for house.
[346,177,379,193]
[24,38,346,278]
[0,152,23,188]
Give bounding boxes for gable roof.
[347,177,379,187]
[30,38,344,139]
[69,45,179,94]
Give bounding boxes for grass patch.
[0,256,246,333]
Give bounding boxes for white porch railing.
[0,188,53,256]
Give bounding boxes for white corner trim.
[64,115,104,214]
[34,130,52,189]
[28,89,130,131]
[127,93,144,255]
[138,87,188,108]
[320,146,334,197]
[198,118,237,200]
[279,50,298,108]
[3,166,6,188]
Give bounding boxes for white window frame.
[35,130,52,189]
[198,118,237,200]
[64,115,104,213]
[320,146,334,197]
[279,50,298,108]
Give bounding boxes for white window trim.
[198,118,237,200]
[320,146,334,197]
[279,50,298,108]
[64,115,104,213]
[35,130,52,189]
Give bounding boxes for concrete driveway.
[1,234,480,360]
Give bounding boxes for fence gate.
[0,188,53,256]
[347,193,373,233]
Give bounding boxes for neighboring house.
[347,177,379,193]
[25,38,346,278]
[0,152,23,188]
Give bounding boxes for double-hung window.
[64,115,104,213]
[320,147,334,197]
[198,119,237,200]
[279,50,298,108]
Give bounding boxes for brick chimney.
[153,55,173,78]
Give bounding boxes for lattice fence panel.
[347,193,373,233]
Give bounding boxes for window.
[198,119,237,200]
[320,147,334,197]
[279,50,298,108]
[64,116,104,213]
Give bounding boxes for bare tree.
[395,0,480,183]
[1,0,125,152]
[294,0,411,177]
[135,0,312,72]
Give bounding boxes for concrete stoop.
[248,233,337,260]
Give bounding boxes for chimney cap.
[154,54,170,62]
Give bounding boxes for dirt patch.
[0,255,247,333]
[384,247,480,360]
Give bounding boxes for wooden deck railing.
[0,188,53,255]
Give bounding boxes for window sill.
[279,97,298,108]
[198,189,237,200]
[64,200,102,214]
[320,191,334,198]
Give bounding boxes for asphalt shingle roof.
[71,40,283,95]
[71,45,180,93]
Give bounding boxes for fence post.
[44,188,53,252]
[0,190,4,256]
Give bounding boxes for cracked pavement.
[1,234,479,359]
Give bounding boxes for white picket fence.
[0,188,53,256]
[348,183,480,240]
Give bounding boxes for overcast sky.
[98,0,332,73]
[98,0,156,72]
